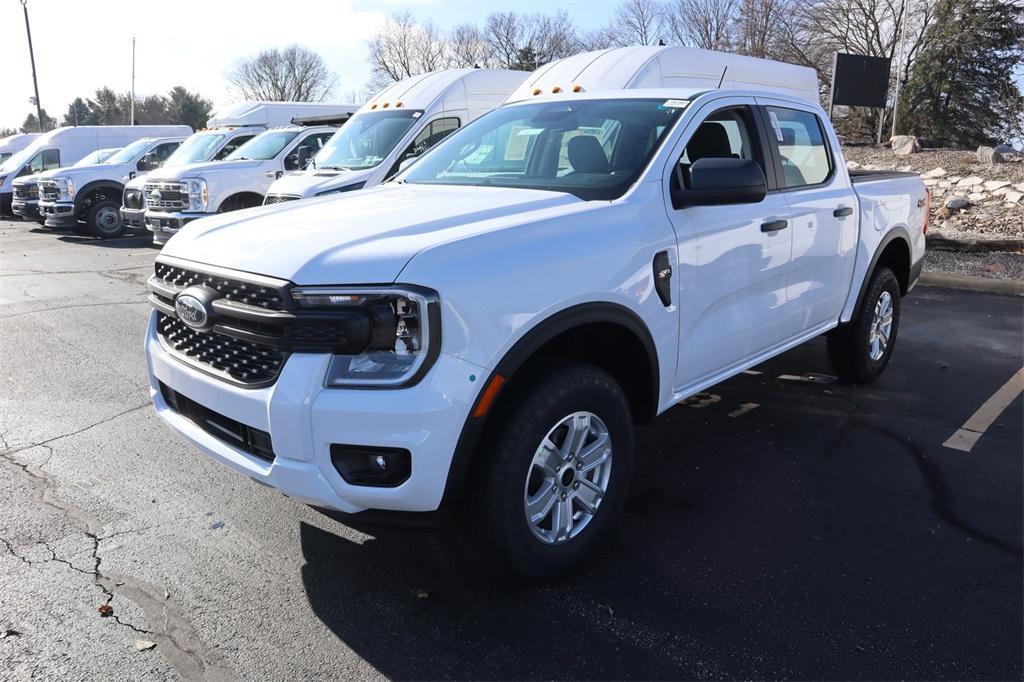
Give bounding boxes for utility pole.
[130,37,136,125]
[890,0,910,140]
[21,0,44,132]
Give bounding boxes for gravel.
[924,249,1024,280]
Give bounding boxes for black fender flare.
[74,180,125,213]
[850,226,912,316]
[437,301,661,514]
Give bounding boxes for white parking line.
[943,367,1024,453]
[742,369,762,376]
[728,402,759,418]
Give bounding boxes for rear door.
[756,99,858,331]
[664,97,795,391]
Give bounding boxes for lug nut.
[560,493,566,500]
[574,482,580,489]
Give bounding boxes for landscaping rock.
[1005,190,1023,204]
[967,192,987,203]
[922,167,947,178]
[984,180,1011,192]
[956,176,984,189]
[945,196,969,209]
[891,135,921,155]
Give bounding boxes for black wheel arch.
[217,191,265,212]
[438,301,661,515]
[74,180,125,214]
[850,227,913,318]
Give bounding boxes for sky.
[0,0,620,131]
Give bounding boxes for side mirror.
[398,155,418,173]
[672,157,767,209]
[137,152,158,172]
[296,145,313,168]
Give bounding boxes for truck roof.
[359,69,531,115]
[507,46,820,104]
[207,102,361,129]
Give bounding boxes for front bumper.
[121,206,146,228]
[11,198,39,220]
[39,200,77,228]
[145,311,485,514]
[145,210,206,245]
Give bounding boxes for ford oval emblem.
[175,294,209,330]
[150,190,162,201]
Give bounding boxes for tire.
[86,200,125,239]
[827,267,901,383]
[457,364,634,581]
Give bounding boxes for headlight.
[290,285,439,388]
[186,178,208,211]
[315,182,365,197]
[66,179,75,199]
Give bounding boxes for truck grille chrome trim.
[38,180,60,202]
[144,182,190,210]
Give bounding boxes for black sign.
[830,53,892,108]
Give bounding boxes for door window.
[285,132,334,170]
[28,149,60,173]
[386,117,461,179]
[674,107,763,191]
[764,107,832,188]
[214,135,255,160]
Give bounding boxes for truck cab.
[144,113,357,244]
[262,69,530,205]
[145,48,925,580]
[37,131,191,237]
[12,147,119,223]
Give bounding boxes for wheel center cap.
[560,467,576,487]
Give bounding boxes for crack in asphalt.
[0,403,150,457]
[0,434,233,677]
[0,298,149,321]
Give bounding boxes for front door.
[665,99,795,392]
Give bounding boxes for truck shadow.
[298,322,1023,680]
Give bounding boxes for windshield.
[73,148,118,167]
[226,130,299,161]
[0,153,11,164]
[164,133,226,166]
[311,110,422,170]
[0,146,36,174]
[402,98,686,201]
[104,139,153,164]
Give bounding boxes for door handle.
[760,219,788,232]
[834,206,853,217]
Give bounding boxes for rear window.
[764,107,832,188]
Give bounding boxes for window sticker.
[768,111,784,142]
[661,99,688,109]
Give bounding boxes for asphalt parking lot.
[1,219,1021,680]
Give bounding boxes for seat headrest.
[568,135,609,174]
[687,122,733,162]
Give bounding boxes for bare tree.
[524,12,581,64]
[484,12,524,68]
[735,0,790,58]
[227,45,337,101]
[663,0,738,49]
[607,0,666,45]
[450,23,492,68]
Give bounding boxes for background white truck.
[143,106,359,244]
[37,129,192,236]
[145,47,926,579]
[0,126,175,217]
[261,69,530,204]
[12,147,119,222]
[121,102,358,233]
[0,133,40,164]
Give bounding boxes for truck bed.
[849,169,920,183]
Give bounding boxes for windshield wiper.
[318,165,351,171]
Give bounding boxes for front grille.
[123,188,144,210]
[14,184,37,199]
[38,181,60,201]
[154,262,286,310]
[264,194,301,205]
[144,182,189,211]
[157,313,287,385]
[159,382,275,462]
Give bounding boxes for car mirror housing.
[673,157,767,209]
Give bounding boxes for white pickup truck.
[145,47,926,579]
[143,114,358,245]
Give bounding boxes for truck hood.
[267,167,373,198]
[150,159,257,181]
[162,183,582,284]
[43,163,132,185]
[12,173,40,187]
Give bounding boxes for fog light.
[331,444,411,487]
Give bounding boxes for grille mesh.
[154,262,286,310]
[264,194,301,205]
[157,313,287,385]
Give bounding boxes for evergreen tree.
[62,98,93,126]
[86,87,129,125]
[899,0,1024,146]
[512,45,540,71]
[166,87,214,130]
[21,109,56,133]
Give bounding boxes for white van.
[12,147,120,222]
[122,102,358,232]
[0,133,40,164]
[261,69,530,205]
[0,126,190,216]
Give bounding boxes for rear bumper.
[145,311,486,515]
[39,200,77,228]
